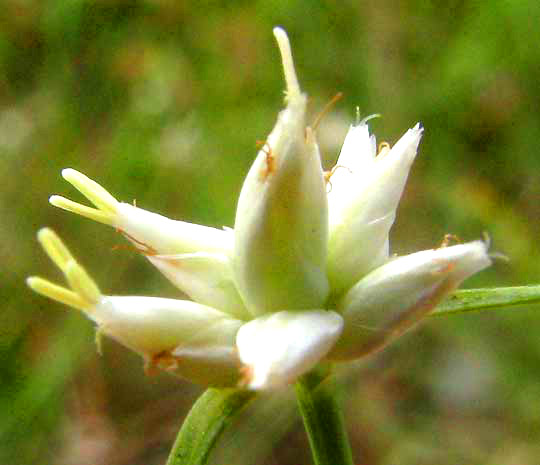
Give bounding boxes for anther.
[256,140,276,180]
[377,142,391,156]
[439,233,461,249]
[237,364,254,388]
[431,260,456,276]
[144,351,178,376]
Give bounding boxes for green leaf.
[432,286,540,317]
[166,388,255,465]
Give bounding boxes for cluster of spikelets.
[27,28,491,390]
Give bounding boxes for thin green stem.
[166,388,255,465]
[295,366,354,465]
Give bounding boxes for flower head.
[28,27,491,390]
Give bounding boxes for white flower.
[28,27,492,390]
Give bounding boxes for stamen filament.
[312,92,343,131]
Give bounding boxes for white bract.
[28,28,492,390]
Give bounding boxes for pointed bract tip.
[410,122,423,134]
[48,195,61,206]
[37,227,73,271]
[57,168,118,215]
[272,26,286,38]
[37,226,67,250]
[37,227,54,242]
[61,168,78,180]
[272,26,301,100]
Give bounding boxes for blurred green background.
[2,0,540,464]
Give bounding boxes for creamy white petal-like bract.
[327,124,423,293]
[327,122,376,204]
[52,169,234,256]
[116,203,233,256]
[147,252,250,319]
[236,310,343,390]
[329,241,491,360]
[233,28,329,316]
[93,296,243,386]
[92,296,241,354]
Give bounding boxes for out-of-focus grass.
[2,1,540,464]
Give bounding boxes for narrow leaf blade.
[432,286,540,317]
[166,388,255,465]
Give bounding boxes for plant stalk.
[295,366,354,465]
